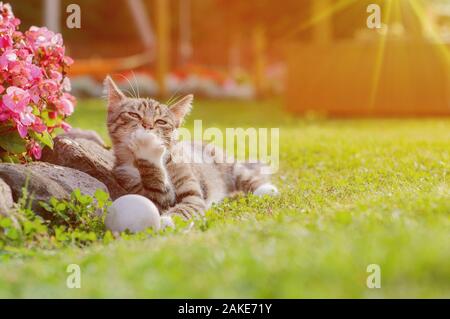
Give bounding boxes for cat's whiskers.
[166,87,184,107]
[116,73,139,99]
[131,70,141,100]
[122,88,136,99]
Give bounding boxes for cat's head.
[104,76,193,149]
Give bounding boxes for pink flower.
[19,107,35,125]
[2,86,30,113]
[28,140,42,159]
[63,56,74,66]
[28,84,41,104]
[29,64,43,81]
[0,3,76,160]
[31,117,46,133]
[25,26,62,50]
[60,121,72,132]
[0,110,10,122]
[49,69,62,82]
[38,79,58,98]
[0,36,12,49]
[0,49,17,70]
[59,97,74,115]
[62,77,71,91]
[16,122,28,138]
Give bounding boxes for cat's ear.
[104,76,125,107]
[170,94,193,126]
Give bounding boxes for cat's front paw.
[254,183,279,197]
[130,130,166,162]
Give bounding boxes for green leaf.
[56,202,67,212]
[0,131,27,154]
[78,195,92,205]
[2,155,20,163]
[40,110,58,127]
[39,202,52,212]
[33,131,54,149]
[103,231,114,244]
[0,218,12,228]
[6,228,19,240]
[94,189,110,207]
[71,189,82,201]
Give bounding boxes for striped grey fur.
[105,76,273,220]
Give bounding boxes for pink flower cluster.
[0,2,75,160]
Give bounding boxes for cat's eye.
[155,119,167,125]
[127,112,141,119]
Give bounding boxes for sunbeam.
[369,0,393,110]
[281,0,358,41]
[409,0,450,66]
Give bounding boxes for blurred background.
[8,0,450,116]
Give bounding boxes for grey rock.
[0,177,13,216]
[0,162,109,219]
[26,162,109,199]
[41,136,127,200]
[61,128,106,147]
[0,163,68,218]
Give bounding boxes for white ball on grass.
[105,195,161,233]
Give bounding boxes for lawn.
[0,98,449,298]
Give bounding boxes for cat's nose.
[142,123,153,130]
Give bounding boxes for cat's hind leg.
[233,163,278,197]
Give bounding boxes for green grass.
[0,99,449,298]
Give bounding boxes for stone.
[25,162,109,199]
[41,136,127,200]
[0,162,108,219]
[0,163,68,218]
[0,177,13,216]
[61,128,106,147]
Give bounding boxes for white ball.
[105,195,161,233]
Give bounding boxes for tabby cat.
[105,76,278,226]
